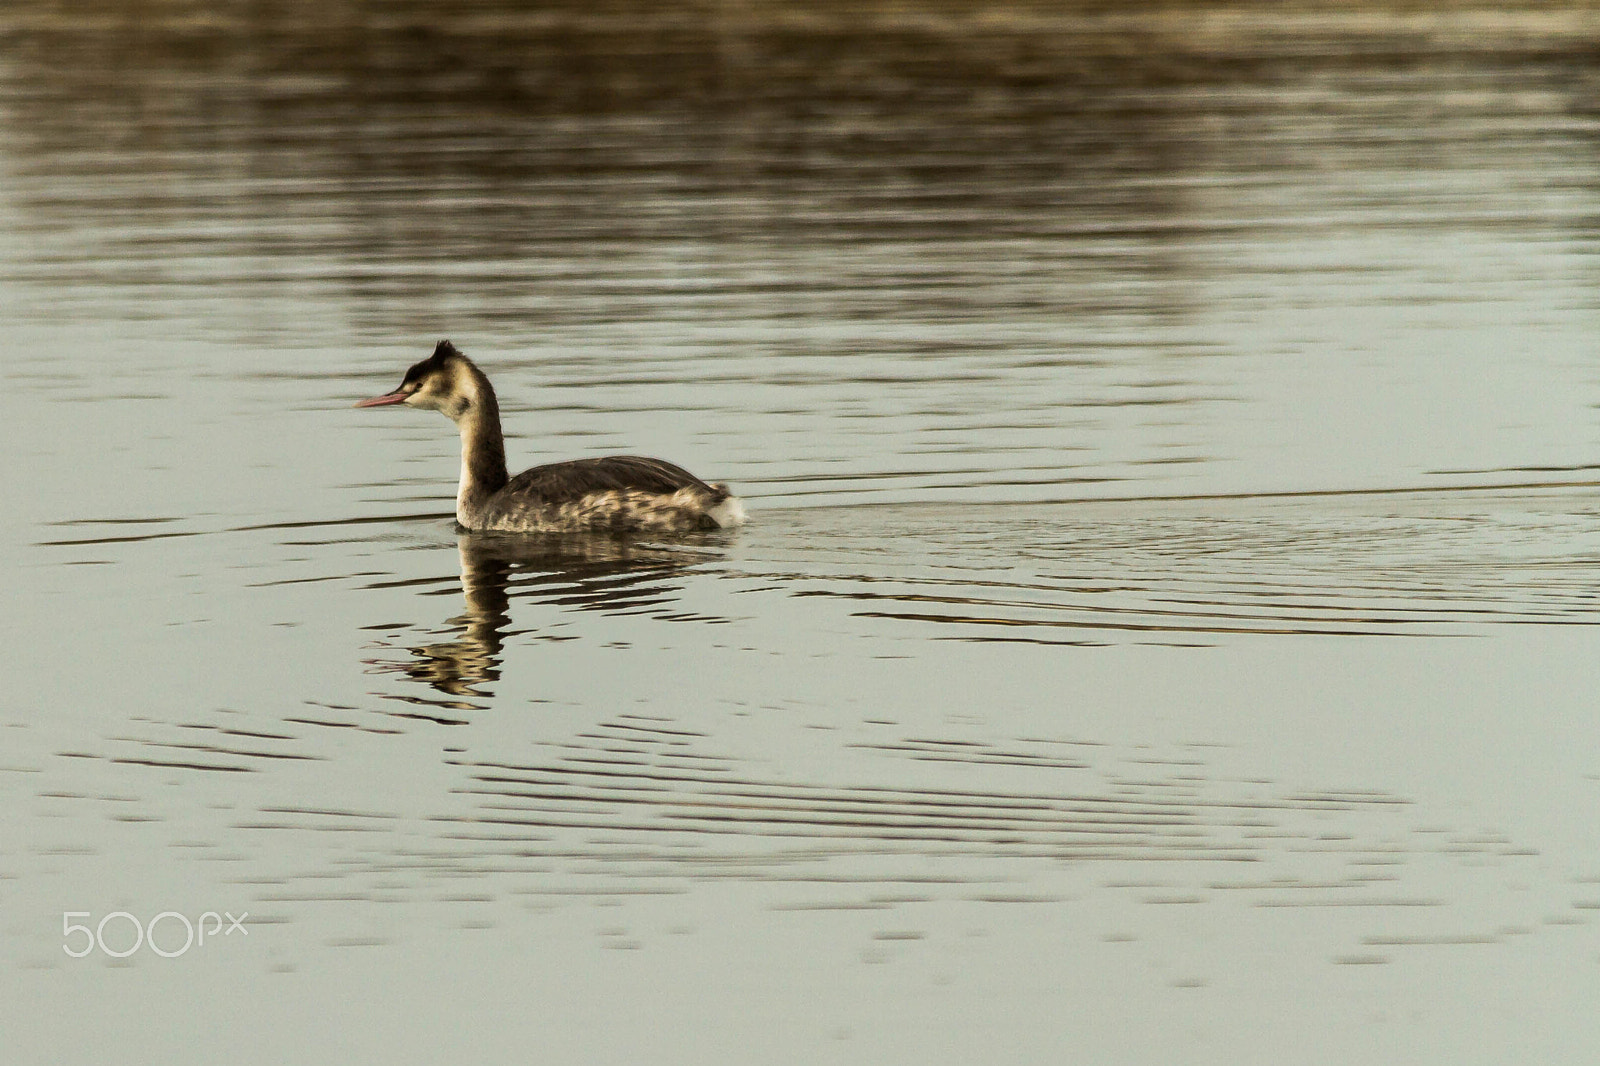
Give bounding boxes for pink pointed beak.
[354,389,409,408]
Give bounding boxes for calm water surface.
[4,4,1600,1063]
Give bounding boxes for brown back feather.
[499,455,725,505]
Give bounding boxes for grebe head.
[355,340,484,422]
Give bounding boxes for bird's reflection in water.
[385,532,727,704]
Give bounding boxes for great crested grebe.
[356,341,745,534]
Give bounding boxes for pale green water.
[3,5,1600,1063]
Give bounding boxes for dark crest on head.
[403,339,464,386]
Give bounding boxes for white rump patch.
[707,495,747,529]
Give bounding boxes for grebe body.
[357,341,745,534]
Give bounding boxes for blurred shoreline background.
[8,0,1600,342]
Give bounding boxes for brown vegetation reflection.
[0,0,1325,331]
